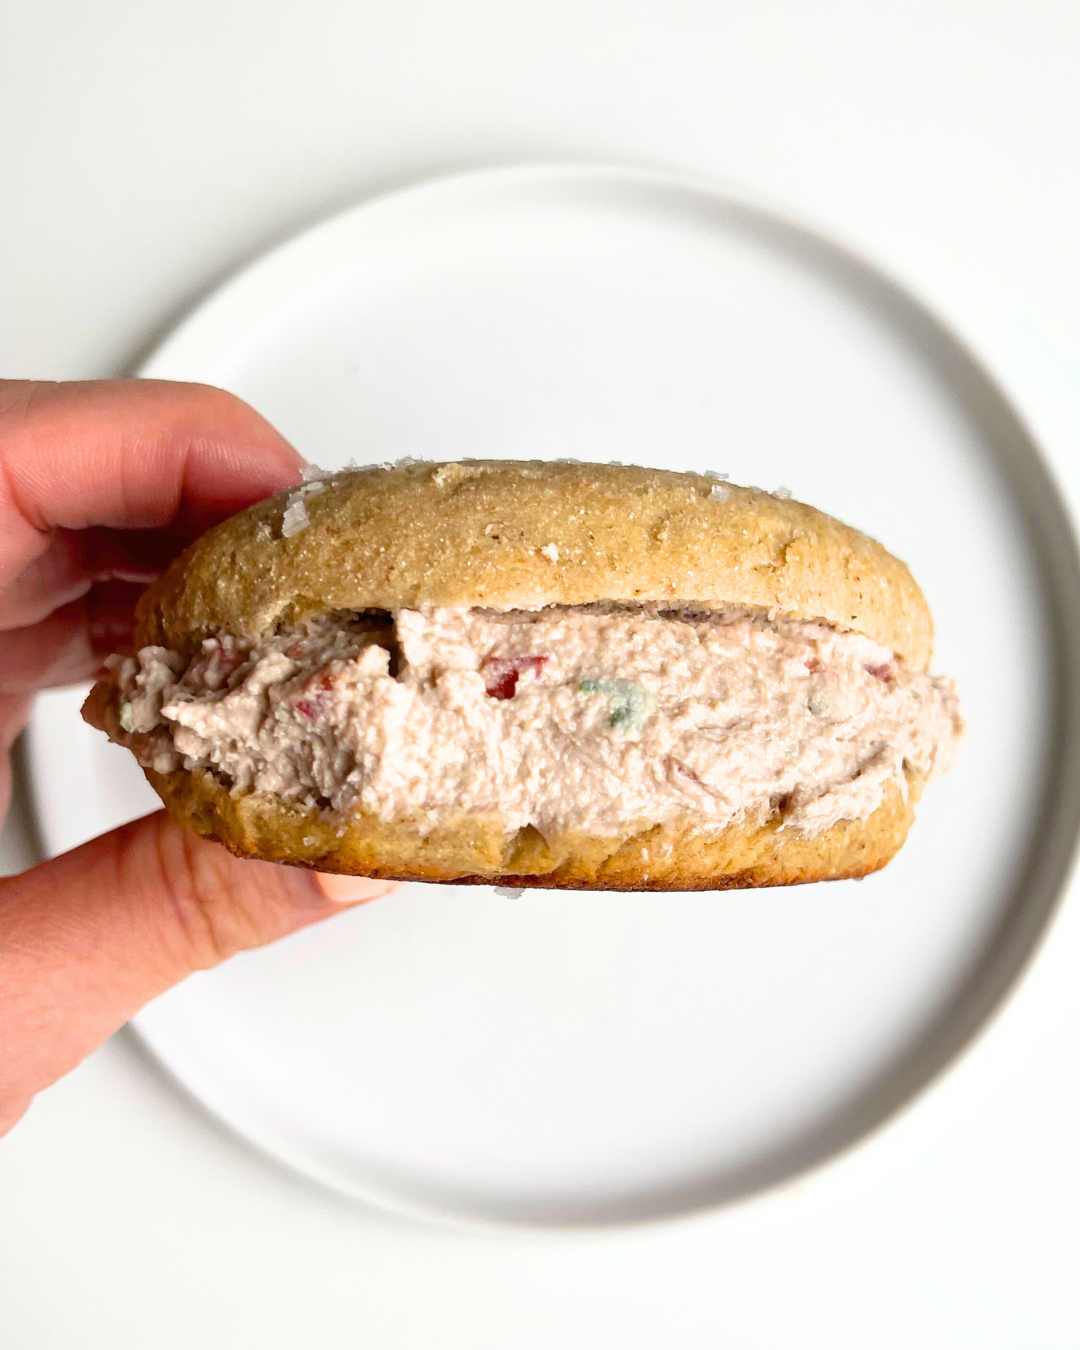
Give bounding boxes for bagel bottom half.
[143,762,924,891]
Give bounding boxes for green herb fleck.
[807,688,830,717]
[578,677,654,732]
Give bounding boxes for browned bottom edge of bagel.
[143,764,924,891]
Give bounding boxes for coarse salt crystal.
[281,471,332,536]
[539,542,559,562]
[494,886,526,899]
[709,482,731,501]
[281,498,309,536]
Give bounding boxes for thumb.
[0,810,393,1133]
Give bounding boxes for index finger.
[0,380,304,588]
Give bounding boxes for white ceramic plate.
[26,164,1080,1228]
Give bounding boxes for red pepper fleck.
[671,759,705,787]
[481,655,548,700]
[210,647,244,676]
[865,661,896,682]
[203,646,245,689]
[804,657,820,673]
[295,668,338,719]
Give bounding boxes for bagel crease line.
[82,460,963,889]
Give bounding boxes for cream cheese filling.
[107,605,963,840]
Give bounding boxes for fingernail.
[315,873,396,905]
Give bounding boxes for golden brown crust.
[141,759,923,891]
[136,461,934,669]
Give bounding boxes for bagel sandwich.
[82,460,962,890]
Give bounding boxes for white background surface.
[2,2,1079,1346]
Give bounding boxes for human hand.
[0,380,394,1137]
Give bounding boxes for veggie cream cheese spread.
[107,606,962,840]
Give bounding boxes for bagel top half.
[136,460,933,668]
